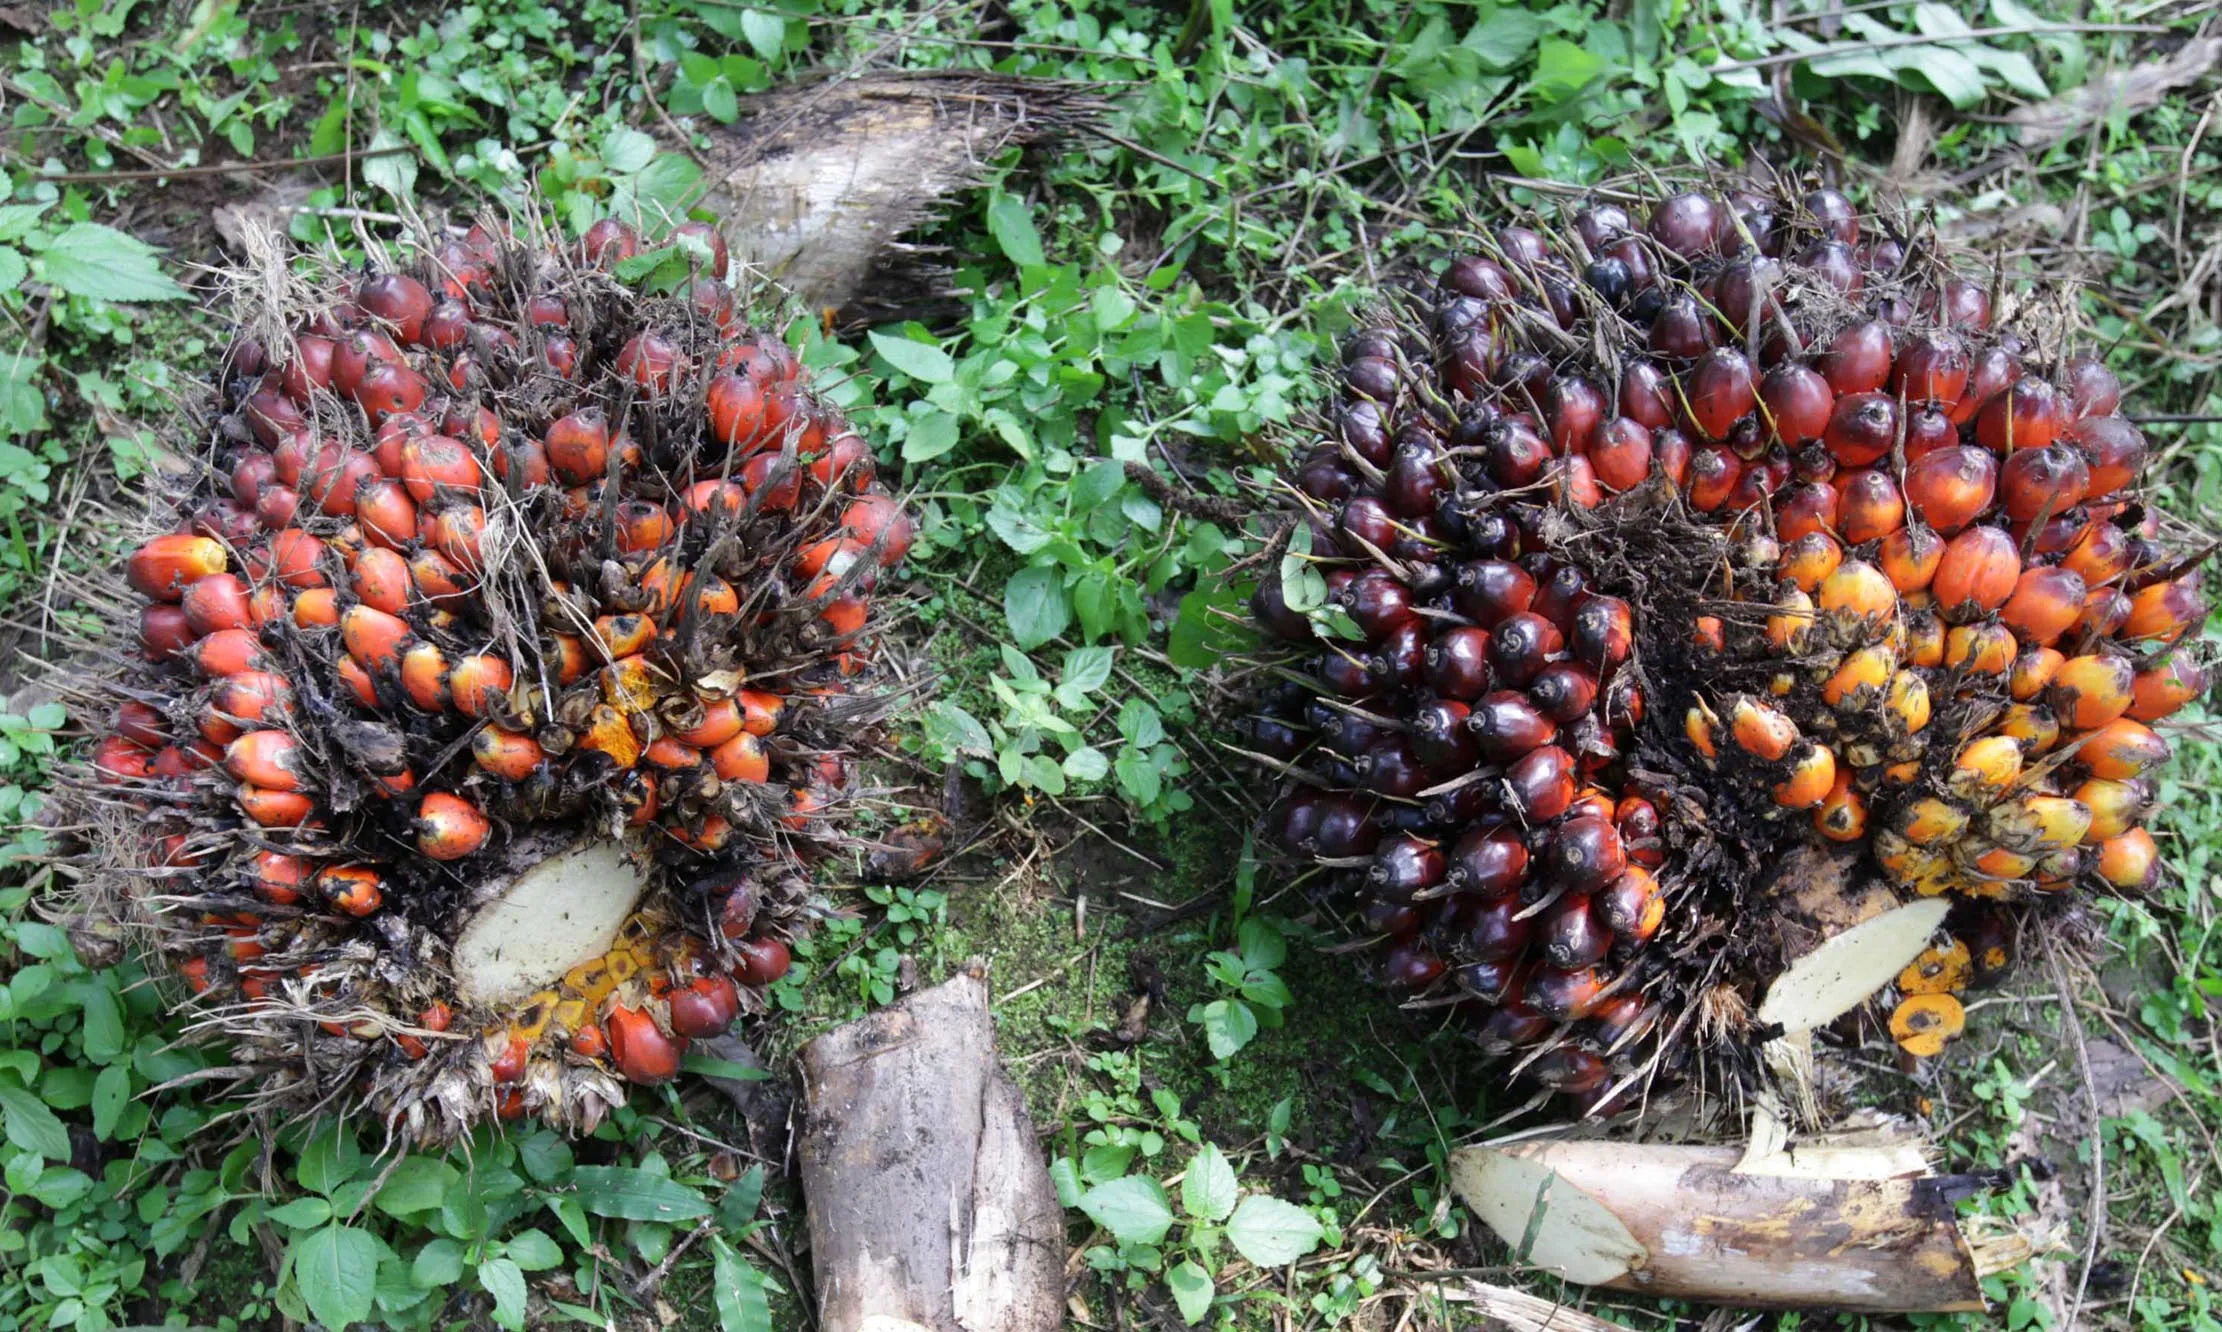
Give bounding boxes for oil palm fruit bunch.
[1246,174,2209,1112]
[64,213,914,1141]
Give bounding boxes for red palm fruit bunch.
[1245,175,2209,1112]
[64,213,914,1141]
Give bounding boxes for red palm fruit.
[420,300,472,350]
[1999,566,2087,646]
[668,974,741,1039]
[472,728,544,781]
[707,374,767,449]
[1685,447,1740,511]
[2129,650,2207,722]
[91,734,155,783]
[1648,291,1716,360]
[841,495,915,565]
[318,865,384,917]
[206,672,290,743]
[1454,559,1535,626]
[616,332,684,394]
[709,731,770,783]
[1935,277,1992,328]
[188,629,269,678]
[353,361,429,422]
[337,656,379,707]
[1822,391,1898,467]
[248,850,314,905]
[1648,191,1721,257]
[1596,863,1662,933]
[114,701,166,750]
[408,550,472,605]
[1835,468,1905,544]
[350,547,412,617]
[339,605,411,672]
[415,792,490,860]
[179,573,252,637]
[280,335,336,402]
[1818,319,1893,395]
[1650,427,1693,489]
[1780,532,1843,593]
[1424,627,1492,699]
[2050,653,2137,729]
[128,534,228,602]
[2079,717,2170,781]
[328,329,403,398]
[1759,363,1833,445]
[2062,520,2133,586]
[1526,966,1606,1021]
[732,936,792,986]
[1570,594,1633,672]
[579,218,639,267]
[447,655,513,718]
[2123,576,2205,645]
[602,1005,683,1084]
[398,435,481,505]
[1877,525,1944,592]
[1774,482,1838,542]
[1931,527,2021,618]
[254,484,300,529]
[354,479,418,551]
[2066,416,2147,499]
[1618,360,1674,429]
[1817,559,1896,621]
[358,273,433,343]
[246,389,309,452]
[2076,778,2151,842]
[266,528,327,590]
[545,410,612,484]
[741,452,803,511]
[1546,377,1603,455]
[1543,815,1625,893]
[612,500,675,555]
[1541,895,1609,968]
[1687,348,1756,441]
[1588,418,1652,491]
[2062,354,2122,419]
[1488,612,1562,688]
[1976,378,2065,454]
[1903,446,1996,535]
[224,730,304,790]
[1999,445,2090,524]
[1947,346,2020,426]
[1889,330,1971,404]
[231,450,279,507]
[429,506,487,573]
[1506,746,1577,822]
[400,644,450,711]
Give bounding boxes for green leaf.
[89,1065,129,1141]
[38,223,186,303]
[0,1082,70,1160]
[410,1238,464,1289]
[1237,918,1285,972]
[1004,566,1070,650]
[293,1225,379,1330]
[1225,1195,1323,1267]
[739,9,785,61]
[710,1235,774,1332]
[985,193,1045,269]
[1166,1259,1215,1324]
[361,127,418,202]
[702,78,740,124]
[503,1228,563,1271]
[265,1196,333,1229]
[1049,1157,1084,1208]
[1062,747,1110,782]
[1530,39,1604,101]
[869,330,954,384]
[1181,1142,1238,1223]
[1059,645,1114,696]
[603,127,658,174]
[296,1124,361,1195]
[901,409,960,463]
[567,1166,715,1222]
[1077,1175,1174,1246]
[479,1256,527,1330]
[373,1155,458,1217]
[77,984,123,1061]
[1192,998,1258,1061]
[518,1132,574,1184]
[923,702,995,759]
[1464,8,1546,68]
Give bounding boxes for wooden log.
[1450,1135,1991,1312]
[797,970,1064,1332]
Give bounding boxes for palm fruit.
[63,214,908,1142]
[1247,174,2211,1112]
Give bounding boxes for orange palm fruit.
[2048,653,2136,730]
[2093,827,2159,890]
[1931,526,2019,618]
[415,791,491,860]
[1998,566,2086,646]
[1772,744,1836,809]
[2076,717,2170,781]
[127,534,228,602]
[2128,650,2206,722]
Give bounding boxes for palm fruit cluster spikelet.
[66,213,914,1141]
[1245,174,2210,1109]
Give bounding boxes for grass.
[4,0,2222,1329]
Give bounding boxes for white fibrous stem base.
[451,840,647,1006]
[1758,896,1950,1037]
[1450,1135,1989,1312]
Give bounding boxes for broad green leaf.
[0,1082,70,1160]
[1464,8,1545,68]
[410,1238,464,1288]
[1166,1259,1214,1324]
[265,1196,333,1229]
[1004,566,1070,649]
[1226,1195,1324,1267]
[710,1235,774,1332]
[75,984,123,1061]
[292,1225,379,1330]
[702,77,739,123]
[89,1065,129,1141]
[1076,1175,1174,1246]
[602,127,658,174]
[296,1124,361,1196]
[901,409,960,463]
[567,1165,714,1222]
[518,1132,574,1184]
[923,702,994,758]
[1062,746,1110,782]
[38,223,186,303]
[1181,1143,1237,1223]
[503,1228,563,1271]
[1237,919,1285,971]
[1529,39,1604,101]
[361,127,418,202]
[739,10,784,61]
[869,330,954,384]
[373,1155,458,1218]
[1059,645,1114,696]
[479,1256,527,1330]
[1192,998,1258,1061]
[985,193,1045,269]
[1049,1157,1084,1208]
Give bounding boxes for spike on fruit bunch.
[66,212,916,1142]
[1246,173,2211,1114]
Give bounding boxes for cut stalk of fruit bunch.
[1244,173,2212,1115]
[62,212,915,1142]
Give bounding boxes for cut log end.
[798,970,1064,1332]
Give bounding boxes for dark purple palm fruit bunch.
[1243,174,2214,1111]
[58,212,916,1143]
